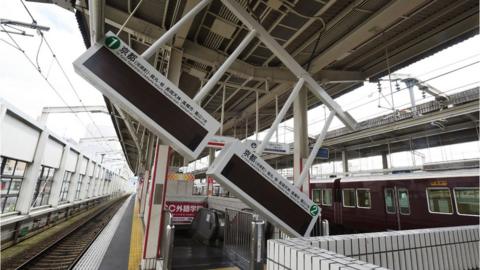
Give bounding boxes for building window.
[312,189,321,204]
[357,189,371,208]
[322,189,332,206]
[32,166,55,207]
[1,157,27,213]
[74,174,83,200]
[427,188,453,214]
[342,189,356,208]
[59,171,72,202]
[398,189,410,215]
[384,188,396,214]
[454,188,479,216]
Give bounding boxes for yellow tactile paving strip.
[128,197,144,270]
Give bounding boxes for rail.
[6,196,128,270]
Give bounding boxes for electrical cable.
[18,0,126,161]
[0,23,115,157]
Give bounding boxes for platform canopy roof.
[31,0,479,173]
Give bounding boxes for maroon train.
[310,169,479,233]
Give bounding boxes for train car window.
[312,189,322,204]
[427,188,453,214]
[454,188,479,216]
[342,189,356,208]
[322,189,332,206]
[397,189,410,215]
[384,188,396,214]
[356,189,371,209]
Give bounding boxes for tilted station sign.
[207,141,319,237]
[73,32,220,160]
[74,32,319,237]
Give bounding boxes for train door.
[333,178,342,225]
[384,186,411,230]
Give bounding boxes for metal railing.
[224,209,266,270]
[142,210,175,270]
[161,210,175,270]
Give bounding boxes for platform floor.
[76,195,238,270]
[172,230,236,270]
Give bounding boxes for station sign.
[73,32,220,160]
[246,140,291,155]
[207,141,319,237]
[207,135,237,149]
[316,147,329,159]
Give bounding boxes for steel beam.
[219,0,357,130]
[308,0,428,75]
[323,100,479,146]
[88,0,105,43]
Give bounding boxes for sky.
[0,1,129,175]
[0,1,479,177]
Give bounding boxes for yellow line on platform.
[128,197,144,270]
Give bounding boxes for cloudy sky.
[1,1,479,175]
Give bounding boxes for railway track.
[2,196,129,270]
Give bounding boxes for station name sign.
[207,141,319,237]
[73,32,220,160]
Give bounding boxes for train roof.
[310,168,479,183]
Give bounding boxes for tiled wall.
[268,225,479,270]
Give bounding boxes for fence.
[224,208,267,269]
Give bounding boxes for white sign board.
[73,32,220,160]
[207,141,319,237]
[246,140,291,155]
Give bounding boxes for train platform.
[72,194,237,270]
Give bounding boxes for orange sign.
[430,180,448,186]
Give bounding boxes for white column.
[342,151,348,174]
[293,88,309,195]
[80,159,92,200]
[142,145,169,262]
[16,130,49,214]
[67,154,83,202]
[49,146,70,207]
[87,163,98,198]
[0,103,7,159]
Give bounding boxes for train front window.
[322,189,332,206]
[454,188,479,216]
[312,189,321,204]
[357,189,371,208]
[427,188,453,214]
[384,188,396,214]
[342,189,356,208]
[397,189,410,215]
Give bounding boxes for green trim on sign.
[309,204,319,216]
[105,36,121,50]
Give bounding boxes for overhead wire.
[17,0,125,161]
[2,2,120,162]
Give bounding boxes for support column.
[80,160,92,200]
[381,151,389,171]
[293,88,309,196]
[341,151,349,174]
[16,130,49,214]
[142,144,170,265]
[87,163,98,198]
[49,146,70,207]
[67,154,83,203]
[140,136,155,218]
[207,148,215,196]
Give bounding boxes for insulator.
[377,81,382,92]
[395,81,400,92]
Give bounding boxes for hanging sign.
[246,140,291,155]
[207,141,319,237]
[73,32,220,160]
